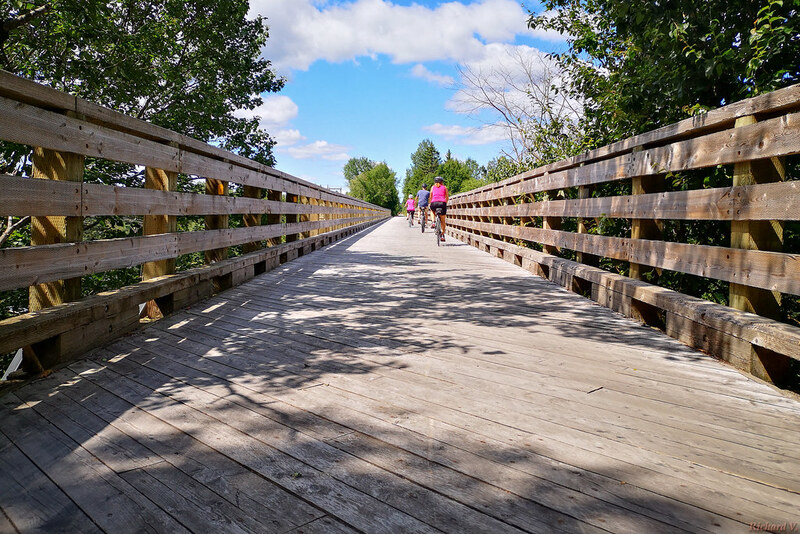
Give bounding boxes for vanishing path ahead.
[2,217,799,533]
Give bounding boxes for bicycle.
[420,207,427,233]
[433,206,443,246]
[407,211,414,227]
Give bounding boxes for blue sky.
[244,0,566,191]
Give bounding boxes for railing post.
[243,185,264,254]
[299,195,310,239]
[542,184,561,256]
[285,193,299,241]
[629,147,663,280]
[141,145,178,319]
[729,115,786,381]
[266,190,282,247]
[205,178,230,291]
[576,164,599,266]
[24,128,85,372]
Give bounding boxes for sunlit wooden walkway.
[2,217,799,533]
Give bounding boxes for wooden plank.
[242,185,263,254]
[449,226,800,357]
[0,174,82,216]
[629,166,664,280]
[204,178,229,269]
[142,159,178,319]
[452,83,800,201]
[69,359,441,534]
[0,219,382,354]
[103,341,538,534]
[138,317,771,532]
[448,180,800,222]
[28,145,84,311]
[0,394,190,534]
[453,111,800,205]
[0,94,382,215]
[155,304,800,524]
[450,218,800,295]
[43,367,327,531]
[0,429,101,534]
[0,94,181,172]
[0,216,378,291]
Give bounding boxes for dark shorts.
[407,209,415,215]
[430,201,447,215]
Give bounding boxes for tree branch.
[0,216,30,247]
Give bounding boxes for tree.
[349,163,400,215]
[528,0,800,147]
[402,139,441,198]
[453,46,583,166]
[460,156,518,192]
[1,0,284,165]
[343,157,376,186]
[438,157,481,195]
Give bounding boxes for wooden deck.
[2,216,799,533]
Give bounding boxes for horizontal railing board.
[0,71,367,207]
[453,112,800,204]
[449,219,800,295]
[0,93,380,212]
[0,215,379,291]
[0,94,182,171]
[0,220,382,354]
[448,227,800,361]
[448,180,800,222]
[451,84,800,201]
[0,176,376,218]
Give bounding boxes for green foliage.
[528,0,800,147]
[402,139,442,197]
[343,157,377,186]
[349,163,401,215]
[1,0,284,165]
[460,156,527,192]
[402,139,485,197]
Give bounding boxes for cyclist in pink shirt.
[405,194,416,225]
[429,176,449,241]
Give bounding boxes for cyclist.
[415,183,430,230]
[404,194,416,225]
[430,176,448,242]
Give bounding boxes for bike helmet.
[421,183,427,189]
[434,176,444,183]
[408,194,413,198]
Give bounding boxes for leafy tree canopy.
[402,139,486,197]
[1,0,284,166]
[343,156,376,185]
[529,0,800,147]
[349,162,400,215]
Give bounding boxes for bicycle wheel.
[434,216,441,246]
[421,210,426,233]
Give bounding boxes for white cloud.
[234,95,299,130]
[423,123,508,145]
[410,64,454,87]
[273,129,306,147]
[252,0,561,73]
[288,140,351,161]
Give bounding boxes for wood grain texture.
[449,218,800,295]
[2,216,797,533]
[0,220,383,354]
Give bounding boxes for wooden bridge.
[1,73,800,532]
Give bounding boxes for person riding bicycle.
[404,194,416,225]
[416,183,430,228]
[430,176,448,242]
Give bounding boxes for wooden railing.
[448,84,800,386]
[0,71,390,373]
